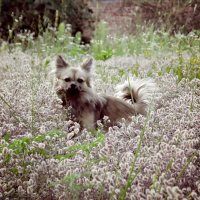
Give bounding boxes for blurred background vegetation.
[0,0,95,44]
[0,0,199,44]
[0,0,199,81]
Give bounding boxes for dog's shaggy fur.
[53,55,158,130]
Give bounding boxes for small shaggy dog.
[53,55,158,130]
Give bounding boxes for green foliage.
[119,115,148,200]
[164,55,200,81]
[95,49,113,61]
[0,130,63,158]
[68,132,104,155]
[177,152,197,180]
[54,132,105,160]
[91,22,200,69]
[4,21,199,83]
[61,173,92,197]
[91,22,114,60]
[1,130,105,162]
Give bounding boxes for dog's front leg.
[80,111,95,131]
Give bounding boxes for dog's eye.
[64,77,71,82]
[77,78,84,83]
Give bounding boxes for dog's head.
[55,55,93,99]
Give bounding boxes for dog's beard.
[65,86,97,105]
[66,88,80,98]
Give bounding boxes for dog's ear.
[81,58,93,72]
[56,55,69,68]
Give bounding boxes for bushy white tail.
[116,77,159,115]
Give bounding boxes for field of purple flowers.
[0,24,200,199]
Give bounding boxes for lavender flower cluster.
[0,50,199,199]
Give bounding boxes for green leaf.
[57,22,65,37]
[54,153,76,160]
[3,132,11,142]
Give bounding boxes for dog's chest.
[71,104,96,130]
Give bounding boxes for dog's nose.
[70,83,77,89]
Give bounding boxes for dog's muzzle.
[67,84,79,96]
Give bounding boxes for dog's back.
[101,96,138,123]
